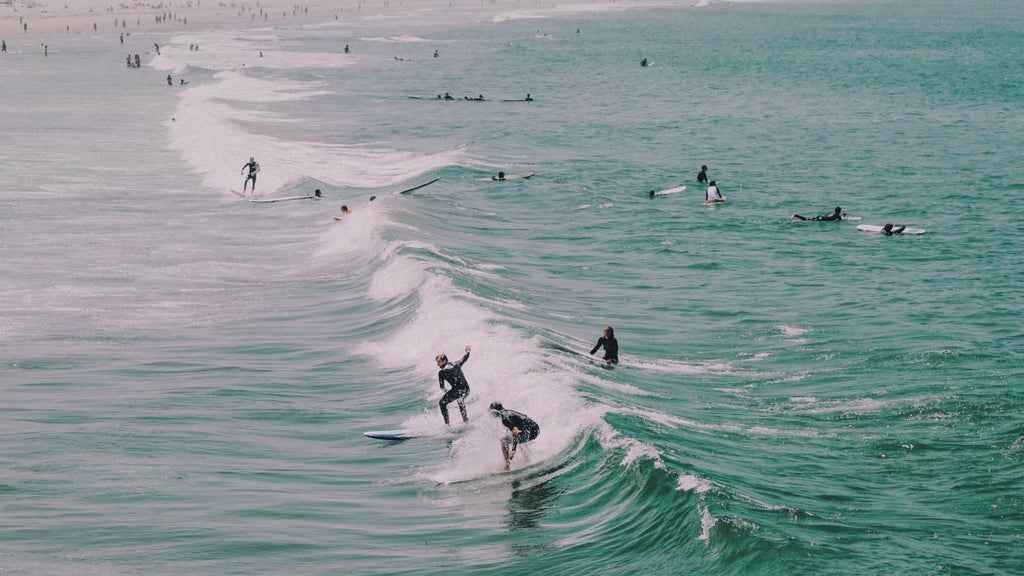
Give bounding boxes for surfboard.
[649,185,686,197]
[702,196,727,206]
[398,177,440,195]
[501,99,535,102]
[857,224,926,234]
[363,430,420,441]
[249,195,316,203]
[364,424,466,441]
[474,172,535,182]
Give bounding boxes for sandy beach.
[1,0,681,39]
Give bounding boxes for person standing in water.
[241,157,260,193]
[436,345,472,425]
[489,402,540,470]
[589,325,619,365]
[697,164,709,183]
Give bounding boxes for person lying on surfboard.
[489,402,540,470]
[880,222,905,235]
[436,345,472,425]
[790,206,846,221]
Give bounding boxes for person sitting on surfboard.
[697,164,709,183]
[436,345,472,425]
[880,222,905,235]
[492,171,506,181]
[705,180,725,203]
[791,206,845,221]
[489,402,540,470]
[589,325,619,365]
[241,157,260,193]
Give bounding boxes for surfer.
[443,92,455,100]
[525,93,534,101]
[340,205,351,214]
[436,345,472,425]
[880,222,905,235]
[493,171,506,181]
[697,164,709,183]
[640,58,649,67]
[241,157,260,193]
[791,206,845,221]
[705,180,725,203]
[313,189,322,199]
[589,325,619,365]
[489,402,540,470]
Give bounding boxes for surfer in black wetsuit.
[791,206,845,221]
[589,325,619,365]
[489,402,540,470]
[437,345,471,425]
[880,222,905,235]
[697,164,709,184]
[241,157,260,193]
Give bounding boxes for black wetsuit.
[590,336,619,364]
[498,409,540,448]
[242,160,259,191]
[793,212,842,221]
[438,351,470,424]
[697,169,708,183]
[881,225,905,236]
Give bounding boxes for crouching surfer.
[436,345,471,425]
[489,402,540,470]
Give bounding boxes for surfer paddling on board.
[705,180,725,203]
[880,222,905,235]
[436,345,472,425]
[791,206,846,221]
[589,325,619,365]
[489,402,540,470]
[241,157,260,193]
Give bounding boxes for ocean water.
[1,1,1022,574]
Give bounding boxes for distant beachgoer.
[340,205,351,214]
[640,58,649,67]
[313,189,322,199]
[241,157,260,193]
[154,42,160,55]
[443,92,455,100]
[880,222,905,235]
[179,79,189,85]
[134,54,140,67]
[344,44,350,54]
[2,41,7,53]
[705,180,724,203]
[590,325,619,365]
[489,402,540,470]
[434,49,439,58]
[525,93,534,101]
[697,164,708,183]
[791,206,845,221]
[493,171,506,181]
[166,74,173,85]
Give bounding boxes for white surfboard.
[364,423,466,441]
[249,195,316,203]
[857,224,926,235]
[649,185,686,197]
[703,196,727,206]
[475,172,535,182]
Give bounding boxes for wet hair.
[604,325,615,337]
[435,354,448,364]
[701,164,708,170]
[709,180,716,186]
[489,401,504,412]
[834,206,842,213]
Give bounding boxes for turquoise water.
[1,1,1022,574]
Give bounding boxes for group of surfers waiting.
[436,326,618,470]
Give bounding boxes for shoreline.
[1,0,693,40]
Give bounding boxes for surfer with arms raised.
[436,345,472,425]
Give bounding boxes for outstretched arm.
[590,338,603,355]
